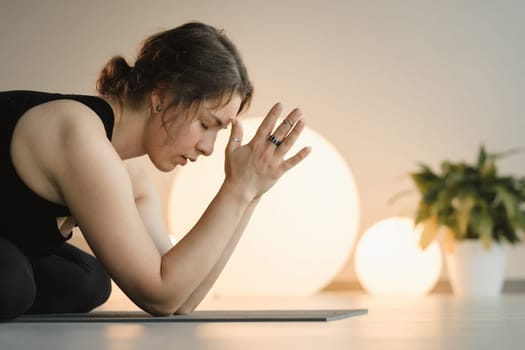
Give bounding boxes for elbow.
[174,304,197,315]
[137,261,200,316]
[146,306,176,317]
[140,292,188,317]
[140,290,200,317]
[145,301,196,317]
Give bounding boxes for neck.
[101,96,148,160]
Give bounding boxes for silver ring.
[232,137,241,142]
[283,119,293,128]
[268,134,282,146]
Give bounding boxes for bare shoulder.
[13,98,111,160]
[24,98,109,138]
[11,98,115,205]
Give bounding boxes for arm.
[120,149,259,313]
[56,103,309,316]
[120,158,260,314]
[124,156,257,313]
[176,197,259,314]
[62,140,252,315]
[174,104,309,313]
[124,158,172,255]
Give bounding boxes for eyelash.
[200,122,209,130]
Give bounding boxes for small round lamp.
[354,217,442,296]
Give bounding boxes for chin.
[164,164,178,172]
[153,161,176,173]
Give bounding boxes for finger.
[226,118,243,152]
[274,118,306,157]
[253,102,283,142]
[281,146,312,172]
[268,108,303,147]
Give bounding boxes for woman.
[0,21,310,320]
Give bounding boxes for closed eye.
[200,122,209,130]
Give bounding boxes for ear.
[149,90,163,113]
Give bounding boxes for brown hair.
[96,21,253,118]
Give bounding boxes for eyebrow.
[210,113,230,129]
[212,115,223,127]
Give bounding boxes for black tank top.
[1,90,114,256]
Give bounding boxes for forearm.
[157,181,252,312]
[176,198,260,313]
[152,105,309,314]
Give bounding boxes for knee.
[0,277,36,320]
[0,242,36,320]
[77,257,112,311]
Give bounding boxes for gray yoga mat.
[11,309,368,323]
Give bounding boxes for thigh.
[27,243,112,314]
[0,238,36,319]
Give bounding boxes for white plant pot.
[444,240,506,297]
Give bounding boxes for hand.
[223,102,311,201]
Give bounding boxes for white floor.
[2,290,525,350]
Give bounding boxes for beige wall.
[2,0,525,285]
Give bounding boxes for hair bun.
[96,56,133,97]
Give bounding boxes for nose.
[197,133,216,157]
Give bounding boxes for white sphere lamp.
[167,116,360,296]
[354,217,442,296]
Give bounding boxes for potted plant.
[409,144,525,296]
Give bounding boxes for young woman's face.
[145,93,242,172]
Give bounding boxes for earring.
[155,104,163,112]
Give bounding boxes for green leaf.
[415,203,431,225]
[477,144,487,171]
[493,147,523,161]
[495,185,517,220]
[500,226,520,244]
[477,203,494,249]
[419,215,439,250]
[387,188,414,206]
[456,196,476,237]
[411,165,441,196]
[480,158,496,178]
[515,209,525,231]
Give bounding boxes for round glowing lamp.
[354,217,442,296]
[167,116,360,296]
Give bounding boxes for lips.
[179,156,197,165]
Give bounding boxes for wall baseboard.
[323,279,525,294]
